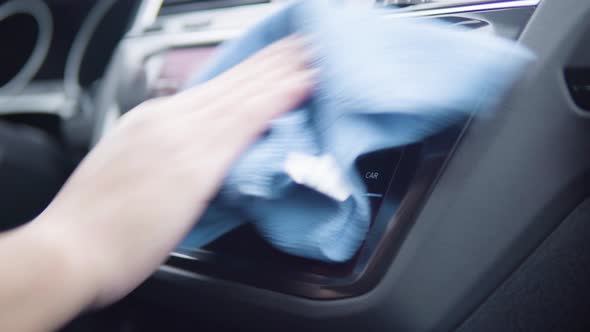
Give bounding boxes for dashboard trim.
[387,0,540,18]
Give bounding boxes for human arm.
[0,36,314,332]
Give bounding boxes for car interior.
[1,0,590,331]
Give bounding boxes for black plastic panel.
[458,198,590,332]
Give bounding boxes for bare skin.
[0,36,315,332]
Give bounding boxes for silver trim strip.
[364,193,384,198]
[171,252,200,261]
[385,0,540,18]
[0,81,74,117]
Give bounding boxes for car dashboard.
[5,0,590,331]
[92,0,533,302]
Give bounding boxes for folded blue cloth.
[179,0,534,262]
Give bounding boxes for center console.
[92,0,538,300]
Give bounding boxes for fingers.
[112,34,318,199]
[164,65,316,194]
[231,67,317,124]
[189,68,317,179]
[174,35,315,116]
[183,64,316,150]
[209,35,312,93]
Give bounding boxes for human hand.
[35,36,315,309]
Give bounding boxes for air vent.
[438,16,489,29]
[159,0,271,15]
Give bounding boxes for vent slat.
[159,0,271,15]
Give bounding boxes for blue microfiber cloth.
[179,0,534,262]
